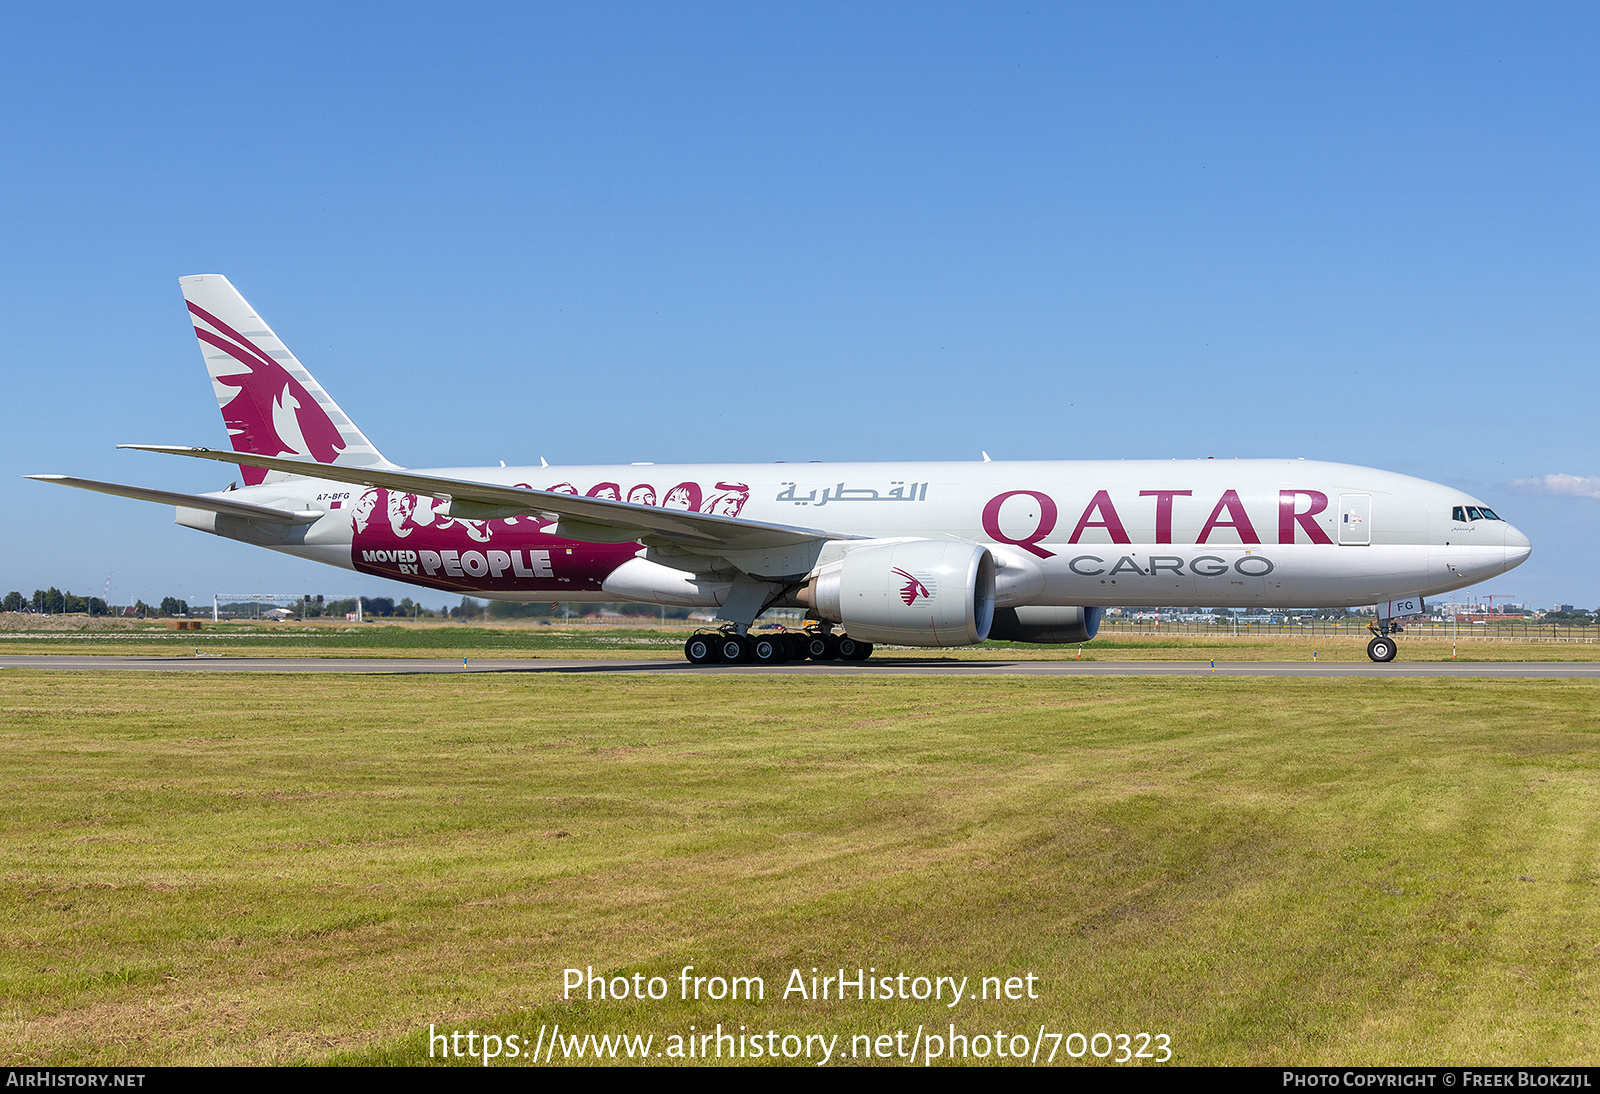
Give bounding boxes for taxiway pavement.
[2,656,1598,677]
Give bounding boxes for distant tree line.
[0,589,192,616]
[8,588,1597,627]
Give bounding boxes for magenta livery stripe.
[186,300,280,374]
[193,328,274,378]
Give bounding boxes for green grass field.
[2,670,1597,1066]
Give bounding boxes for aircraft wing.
[26,474,325,524]
[116,445,858,552]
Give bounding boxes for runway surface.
[3,655,1599,677]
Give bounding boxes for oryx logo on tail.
[180,274,393,486]
[893,567,930,606]
[188,300,345,481]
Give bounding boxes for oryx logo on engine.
[893,568,931,606]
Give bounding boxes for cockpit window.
[1452,506,1466,522]
[1453,504,1503,522]
[1479,507,1500,521]
[1466,506,1483,521]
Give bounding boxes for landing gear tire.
[836,636,873,661]
[1366,636,1397,663]
[684,634,719,664]
[718,634,750,664]
[807,634,840,661]
[749,635,785,664]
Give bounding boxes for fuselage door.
[1338,493,1372,545]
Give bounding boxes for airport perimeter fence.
[1098,619,1599,643]
[475,616,1597,645]
[127,605,1597,645]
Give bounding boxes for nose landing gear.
[1366,618,1399,662]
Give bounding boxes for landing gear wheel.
[1367,636,1397,663]
[836,636,873,661]
[684,634,719,664]
[749,635,785,664]
[807,634,840,661]
[782,633,809,660]
[718,634,750,664]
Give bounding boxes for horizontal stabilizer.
[117,445,858,552]
[26,475,325,525]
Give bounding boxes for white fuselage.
[180,456,1530,610]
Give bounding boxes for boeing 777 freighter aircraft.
[30,275,1530,663]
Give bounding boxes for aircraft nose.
[1504,523,1532,568]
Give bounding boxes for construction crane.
[1481,593,1516,615]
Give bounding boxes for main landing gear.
[683,626,874,665]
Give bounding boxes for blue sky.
[3,3,1597,609]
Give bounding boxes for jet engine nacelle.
[803,539,996,646]
[988,605,1104,644]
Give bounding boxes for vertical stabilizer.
[179,274,394,485]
